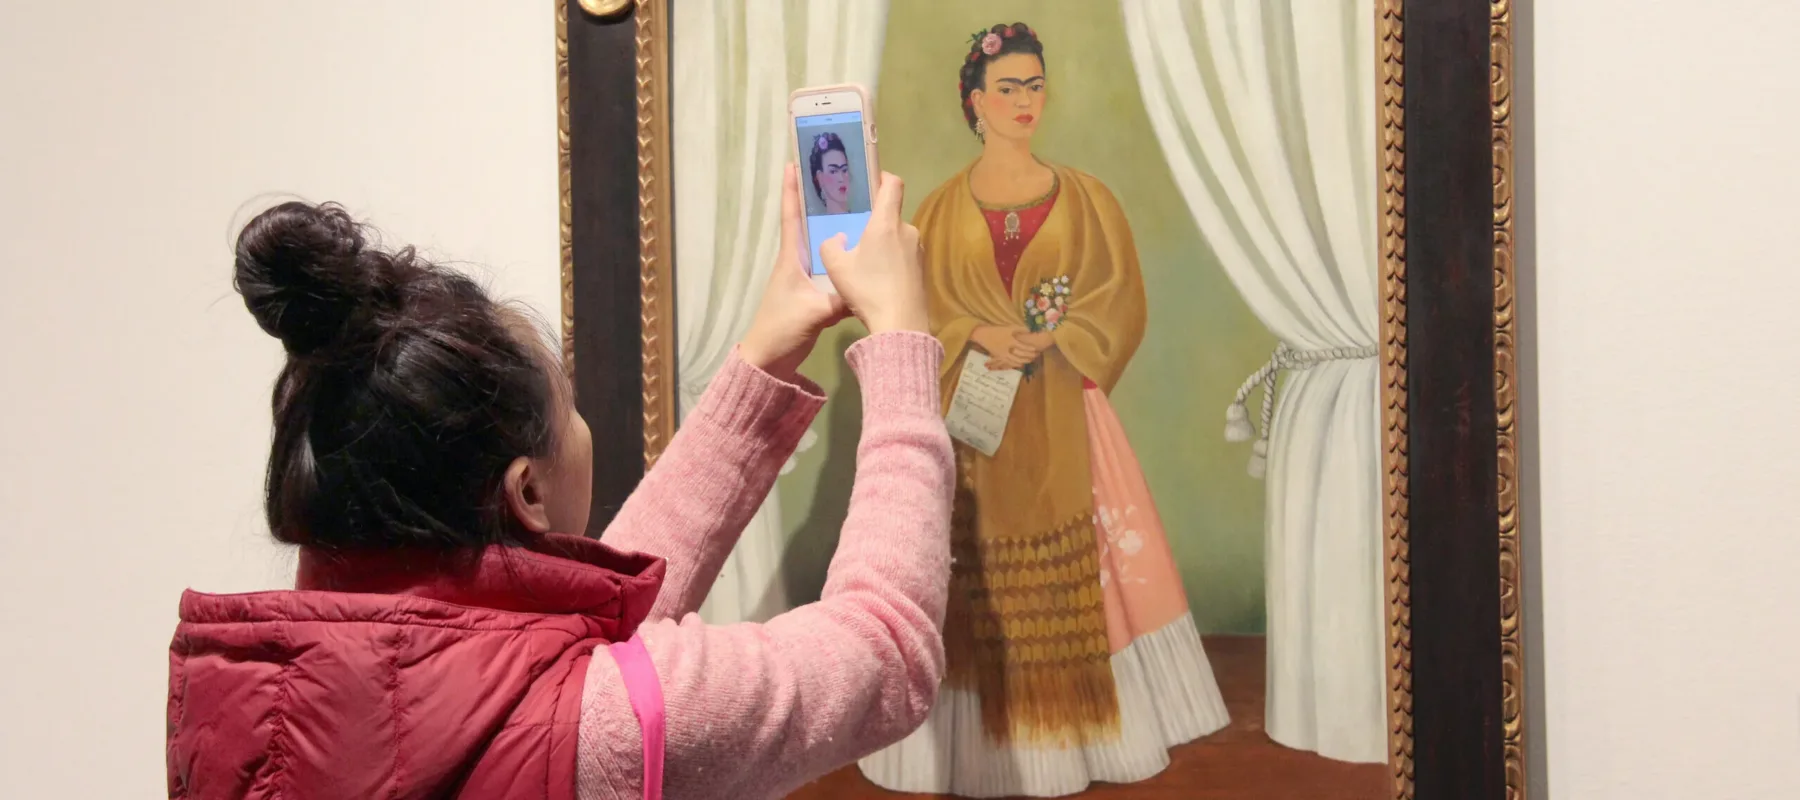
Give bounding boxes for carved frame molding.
[1491,2,1524,797]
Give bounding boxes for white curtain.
[672,1,889,624]
[1123,0,1386,763]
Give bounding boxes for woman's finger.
[870,172,905,227]
[779,164,805,271]
[818,233,852,277]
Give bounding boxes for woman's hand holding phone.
[739,164,852,381]
[740,167,929,381]
[818,173,928,335]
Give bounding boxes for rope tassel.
[1224,401,1255,442]
[1224,342,1378,479]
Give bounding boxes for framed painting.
[559,1,1522,798]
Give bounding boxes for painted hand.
[972,325,1031,371]
[1012,330,1057,361]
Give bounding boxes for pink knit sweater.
[575,332,953,799]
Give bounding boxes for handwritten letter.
[944,355,1023,458]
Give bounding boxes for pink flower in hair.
[980,32,1003,56]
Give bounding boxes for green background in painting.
[775,0,1277,635]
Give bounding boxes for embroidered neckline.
[975,173,1061,212]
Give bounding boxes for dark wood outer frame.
[558,1,1522,797]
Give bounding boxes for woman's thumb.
[819,233,852,277]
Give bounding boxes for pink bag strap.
[607,634,666,800]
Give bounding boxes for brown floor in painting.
[788,635,1388,800]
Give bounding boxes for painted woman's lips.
[1015,114,1035,125]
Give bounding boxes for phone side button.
[868,124,879,144]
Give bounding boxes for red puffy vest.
[166,534,665,799]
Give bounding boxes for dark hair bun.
[234,200,561,550]
[233,201,412,356]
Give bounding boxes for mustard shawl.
[916,163,1147,744]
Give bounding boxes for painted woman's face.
[973,53,1047,142]
[817,149,851,210]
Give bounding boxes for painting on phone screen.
[794,112,873,274]
[669,2,1386,797]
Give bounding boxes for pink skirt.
[1085,386,1194,654]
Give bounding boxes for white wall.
[0,2,558,794]
[1530,1,1800,798]
[4,1,1798,798]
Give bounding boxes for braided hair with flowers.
[957,22,1045,137]
[806,131,848,201]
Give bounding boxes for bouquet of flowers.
[1020,275,1072,378]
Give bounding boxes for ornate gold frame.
[631,0,677,466]
[556,0,571,379]
[1492,2,1524,798]
[556,1,1522,797]
[1377,3,1413,797]
[556,0,574,380]
[555,0,678,466]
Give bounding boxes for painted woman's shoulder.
[1055,165,1124,208]
[910,168,972,223]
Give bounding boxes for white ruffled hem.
[856,612,1230,798]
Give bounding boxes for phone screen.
[794,110,872,276]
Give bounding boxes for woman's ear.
[969,88,985,116]
[503,456,553,534]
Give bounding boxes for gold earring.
[974,118,986,142]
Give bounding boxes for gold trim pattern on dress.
[1492,1,1525,798]
[943,446,1119,746]
[635,0,677,466]
[1378,2,1415,798]
[972,172,1062,213]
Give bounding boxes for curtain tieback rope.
[1224,342,1378,478]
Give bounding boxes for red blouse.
[979,187,1060,295]
[978,186,1096,389]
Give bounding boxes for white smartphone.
[790,84,879,294]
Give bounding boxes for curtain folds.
[1122,0,1386,762]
